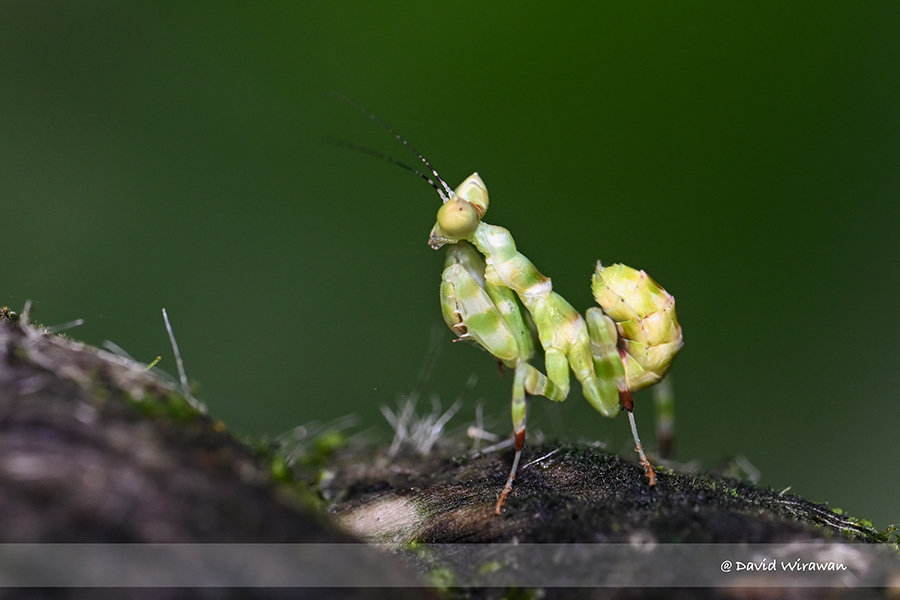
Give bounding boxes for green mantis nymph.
[338,98,684,514]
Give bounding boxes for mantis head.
[428,173,489,249]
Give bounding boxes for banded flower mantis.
[337,97,684,514]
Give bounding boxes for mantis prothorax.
[336,96,684,514]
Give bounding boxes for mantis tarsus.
[337,97,684,515]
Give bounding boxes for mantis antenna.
[328,138,450,201]
[329,92,455,202]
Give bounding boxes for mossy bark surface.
[328,440,884,545]
[0,316,434,598]
[325,434,898,598]
[1,314,896,599]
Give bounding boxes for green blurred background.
[2,3,897,528]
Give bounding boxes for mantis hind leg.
[653,375,675,459]
[495,362,565,515]
[626,404,656,486]
[585,308,657,486]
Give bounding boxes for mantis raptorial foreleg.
[336,97,684,515]
[441,242,568,505]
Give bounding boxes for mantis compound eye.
[436,198,480,238]
[454,172,489,216]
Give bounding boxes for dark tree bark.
[1,312,896,600]
[0,315,435,599]
[329,440,886,545]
